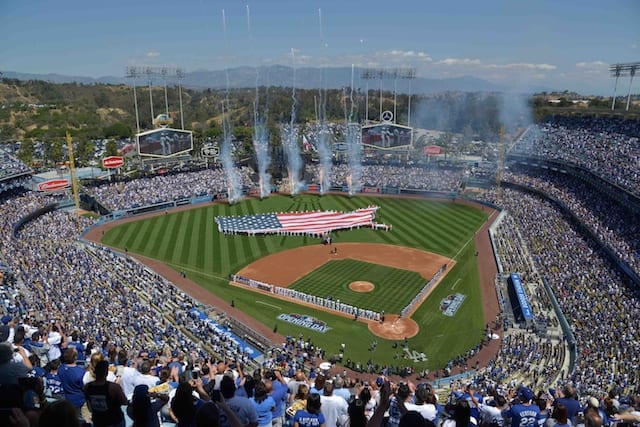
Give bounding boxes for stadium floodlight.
[609,62,640,111]
[360,67,416,125]
[125,65,185,133]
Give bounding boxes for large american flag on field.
[215,206,390,236]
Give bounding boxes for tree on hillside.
[105,140,119,157]
[45,139,64,166]
[75,138,96,166]
[16,139,35,166]
[103,123,132,139]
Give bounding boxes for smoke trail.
[283,48,303,196]
[341,67,362,195]
[247,5,271,199]
[317,126,332,194]
[253,116,271,199]
[316,7,332,195]
[220,9,243,204]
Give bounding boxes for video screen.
[137,128,193,157]
[361,124,413,149]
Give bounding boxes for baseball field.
[100,193,490,371]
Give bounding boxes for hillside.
[0,78,636,146]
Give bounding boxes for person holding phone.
[170,378,210,427]
[127,384,169,427]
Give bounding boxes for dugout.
[506,272,534,328]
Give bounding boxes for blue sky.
[1,0,639,95]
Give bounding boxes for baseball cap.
[1,315,12,325]
[518,387,534,402]
[588,397,599,408]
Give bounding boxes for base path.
[236,242,452,340]
[237,242,452,285]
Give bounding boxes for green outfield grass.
[290,259,426,313]
[101,193,489,371]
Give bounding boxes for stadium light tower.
[360,67,416,125]
[610,62,640,111]
[176,68,185,130]
[125,66,141,134]
[626,65,637,111]
[125,66,187,131]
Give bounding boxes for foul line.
[452,209,498,261]
[167,263,228,282]
[256,300,281,310]
[452,234,474,261]
[451,278,461,290]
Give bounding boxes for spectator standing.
[502,388,540,427]
[46,323,64,363]
[45,358,64,399]
[320,381,348,427]
[344,398,367,427]
[219,374,258,427]
[0,342,30,385]
[84,360,128,427]
[251,381,276,427]
[443,399,474,427]
[404,386,438,422]
[265,371,289,427]
[127,384,170,427]
[58,347,91,424]
[287,384,309,421]
[170,379,210,427]
[547,403,571,427]
[554,387,581,425]
[387,382,412,427]
[134,360,160,388]
[333,377,351,402]
[293,393,326,427]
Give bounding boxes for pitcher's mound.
[369,315,419,340]
[349,281,375,292]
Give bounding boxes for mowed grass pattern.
[102,194,488,370]
[291,259,425,313]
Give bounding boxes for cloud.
[373,50,432,62]
[435,58,481,66]
[488,63,557,71]
[146,51,160,58]
[575,61,608,68]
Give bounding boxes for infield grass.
[101,193,489,371]
[291,259,425,313]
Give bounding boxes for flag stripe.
[215,207,389,235]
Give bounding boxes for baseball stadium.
[1,26,640,427]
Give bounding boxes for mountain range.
[0,66,553,94]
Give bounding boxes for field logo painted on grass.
[440,293,466,317]
[404,347,428,363]
[277,313,331,333]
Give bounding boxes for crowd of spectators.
[87,163,463,214]
[501,167,640,275]
[0,147,32,180]
[511,116,640,196]
[477,187,640,398]
[87,167,254,211]
[305,163,464,192]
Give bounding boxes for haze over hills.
[1,65,554,94]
